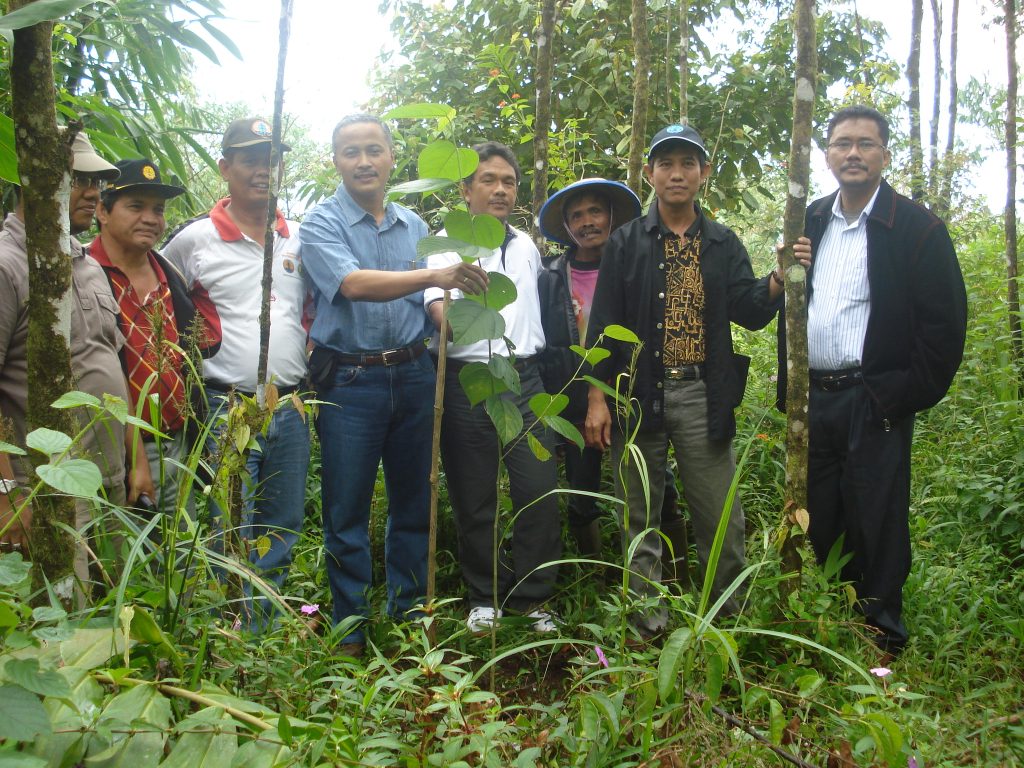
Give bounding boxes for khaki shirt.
[0,213,127,487]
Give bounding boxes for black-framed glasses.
[827,139,886,154]
[71,173,108,191]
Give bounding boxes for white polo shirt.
[162,199,309,390]
[424,225,546,363]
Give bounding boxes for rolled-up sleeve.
[299,205,362,305]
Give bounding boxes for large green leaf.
[59,626,130,670]
[386,177,455,202]
[51,391,101,409]
[231,740,293,768]
[484,396,522,446]
[528,392,569,419]
[0,684,50,741]
[0,552,32,586]
[161,707,238,768]
[36,458,102,497]
[527,433,551,461]
[417,140,479,181]
[0,440,27,456]
[462,271,517,312]
[415,235,492,263]
[487,354,520,395]
[0,752,47,767]
[0,0,97,32]
[602,324,641,344]
[443,210,505,249]
[543,415,583,450]
[87,684,170,768]
[1,658,71,699]
[657,627,694,703]
[25,428,72,456]
[447,300,505,347]
[571,344,611,367]
[457,362,508,406]
[0,114,18,184]
[383,103,457,121]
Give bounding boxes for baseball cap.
[103,159,185,200]
[70,131,120,180]
[538,178,641,246]
[221,117,292,153]
[648,124,707,162]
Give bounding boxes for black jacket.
[537,252,595,424]
[775,179,967,423]
[587,204,779,440]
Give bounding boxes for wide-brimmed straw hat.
[538,178,641,246]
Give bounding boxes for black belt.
[205,380,301,398]
[810,368,863,392]
[663,364,704,381]
[334,343,426,367]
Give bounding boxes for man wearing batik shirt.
[90,159,221,519]
[164,118,309,628]
[585,124,787,636]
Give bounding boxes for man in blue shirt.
[300,113,487,655]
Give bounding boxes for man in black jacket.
[777,106,967,654]
[537,178,641,557]
[585,125,786,635]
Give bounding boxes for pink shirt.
[569,262,600,342]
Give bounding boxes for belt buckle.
[381,348,404,366]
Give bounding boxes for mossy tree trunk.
[11,3,78,596]
[627,0,650,198]
[779,0,818,597]
[1005,0,1023,390]
[531,0,557,249]
[907,0,925,201]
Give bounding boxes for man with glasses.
[776,105,967,656]
[0,131,137,587]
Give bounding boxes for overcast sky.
[192,0,1009,208]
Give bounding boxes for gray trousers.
[611,379,745,632]
[441,361,561,612]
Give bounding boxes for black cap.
[221,117,291,153]
[103,159,185,199]
[648,124,707,162]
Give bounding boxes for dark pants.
[442,361,560,612]
[808,382,914,651]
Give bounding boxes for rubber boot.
[571,520,602,560]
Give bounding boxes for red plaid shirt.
[89,238,187,433]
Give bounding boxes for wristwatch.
[0,479,18,494]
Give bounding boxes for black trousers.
[441,362,561,611]
[808,382,914,651]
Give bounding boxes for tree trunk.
[937,0,959,218]
[927,0,943,202]
[779,0,818,596]
[257,0,294,407]
[531,0,557,249]
[908,0,925,201]
[679,0,690,123]
[1006,0,1023,387]
[628,0,651,198]
[10,4,78,596]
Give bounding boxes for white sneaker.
[528,609,557,633]
[467,606,501,634]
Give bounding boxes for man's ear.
[460,180,471,204]
[700,162,712,182]
[217,156,230,182]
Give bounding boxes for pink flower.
[594,645,609,668]
[908,758,919,768]
[300,603,319,615]
[870,666,892,678]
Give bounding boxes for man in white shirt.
[425,142,559,634]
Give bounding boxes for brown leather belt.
[334,343,427,367]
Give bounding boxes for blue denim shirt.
[300,183,430,353]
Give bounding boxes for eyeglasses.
[827,139,886,154]
[71,173,108,191]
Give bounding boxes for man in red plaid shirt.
[89,159,221,520]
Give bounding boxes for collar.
[209,198,290,242]
[644,202,705,239]
[87,236,168,285]
[334,183,403,229]
[830,183,881,224]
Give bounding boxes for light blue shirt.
[300,183,430,353]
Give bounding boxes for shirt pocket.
[93,290,123,348]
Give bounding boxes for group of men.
[0,104,966,658]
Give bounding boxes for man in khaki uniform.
[0,131,144,590]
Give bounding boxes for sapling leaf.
[527,433,550,461]
[487,355,521,395]
[36,459,102,498]
[571,344,610,366]
[485,396,522,445]
[417,140,479,181]
[0,440,26,456]
[386,177,454,202]
[444,209,505,249]
[602,324,641,344]
[458,363,508,406]
[2,658,71,699]
[25,428,72,456]
[50,391,101,409]
[544,415,583,450]
[528,392,568,418]
[462,272,517,311]
[382,103,457,121]
[416,235,491,262]
[0,683,50,741]
[448,300,505,346]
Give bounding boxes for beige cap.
[70,132,120,180]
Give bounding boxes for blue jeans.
[316,352,435,644]
[206,389,310,630]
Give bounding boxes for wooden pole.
[426,292,451,643]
